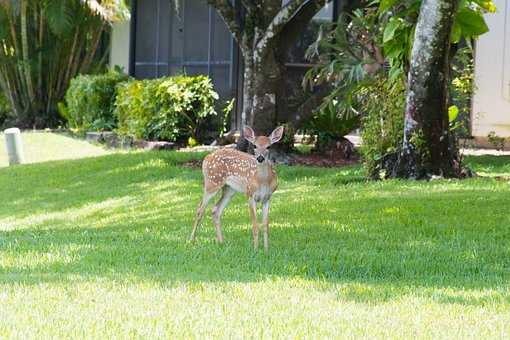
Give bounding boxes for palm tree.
[0,0,128,127]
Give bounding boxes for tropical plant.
[300,98,361,153]
[304,0,493,91]
[301,11,381,151]
[360,76,406,178]
[378,0,494,82]
[303,0,493,177]
[304,10,383,91]
[0,0,128,127]
[0,91,13,128]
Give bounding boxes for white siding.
[109,19,130,73]
[472,0,510,137]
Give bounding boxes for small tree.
[386,0,460,178]
[0,0,127,127]
[207,0,333,143]
[349,0,492,179]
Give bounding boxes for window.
[133,0,236,99]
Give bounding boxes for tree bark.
[388,0,463,179]
[249,53,284,134]
[209,0,329,150]
[237,45,286,150]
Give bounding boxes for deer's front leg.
[262,200,270,252]
[248,198,259,250]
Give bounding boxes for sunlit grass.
[0,131,112,167]
[1,151,510,338]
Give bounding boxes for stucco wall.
[109,19,130,73]
[472,0,510,138]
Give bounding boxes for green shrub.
[487,131,506,151]
[360,77,406,178]
[114,75,218,143]
[279,123,296,153]
[301,101,361,153]
[64,70,129,131]
[0,93,13,129]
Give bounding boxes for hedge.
[114,75,218,143]
[62,70,130,131]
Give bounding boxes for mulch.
[487,175,510,182]
[180,159,203,169]
[290,154,360,167]
[179,153,360,169]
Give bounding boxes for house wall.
[472,0,510,141]
[109,19,131,73]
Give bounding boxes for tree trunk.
[388,0,463,179]
[20,0,36,120]
[209,0,334,151]
[250,53,285,135]
[238,46,287,150]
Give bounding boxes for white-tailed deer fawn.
[190,125,284,251]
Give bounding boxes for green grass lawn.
[0,131,112,167]
[1,150,510,338]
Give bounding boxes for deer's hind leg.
[212,186,236,243]
[262,200,270,252]
[190,187,218,242]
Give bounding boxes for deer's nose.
[256,155,265,163]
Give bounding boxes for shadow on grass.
[1,152,510,307]
[0,151,364,220]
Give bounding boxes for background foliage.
[0,92,12,129]
[360,76,406,178]
[302,0,491,173]
[378,0,493,81]
[449,47,475,138]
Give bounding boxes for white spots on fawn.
[203,148,259,189]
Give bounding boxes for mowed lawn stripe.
[1,152,509,338]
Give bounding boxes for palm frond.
[0,0,21,16]
[46,0,74,36]
[81,0,129,22]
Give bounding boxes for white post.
[4,128,25,165]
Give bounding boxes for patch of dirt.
[291,153,360,167]
[494,176,510,181]
[180,159,203,169]
[178,153,360,169]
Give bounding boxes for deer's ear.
[269,126,284,144]
[243,126,256,144]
